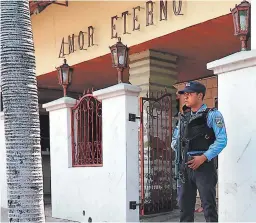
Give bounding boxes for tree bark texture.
[0,1,45,222]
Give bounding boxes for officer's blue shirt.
[171,104,227,161]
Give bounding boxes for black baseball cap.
[178,81,206,95]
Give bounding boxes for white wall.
[208,51,256,221]
[218,66,256,221]
[44,85,140,222]
[48,101,130,222]
[0,112,7,208]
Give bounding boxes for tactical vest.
[181,108,216,153]
[179,111,191,141]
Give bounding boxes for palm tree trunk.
[0,1,45,222]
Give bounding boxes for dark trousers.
[180,160,218,222]
[177,185,182,208]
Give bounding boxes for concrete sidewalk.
[1,206,205,222]
[141,209,205,222]
[1,206,78,223]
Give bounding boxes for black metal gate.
[139,91,175,216]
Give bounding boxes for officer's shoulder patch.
[215,117,224,128]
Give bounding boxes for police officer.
[172,81,227,222]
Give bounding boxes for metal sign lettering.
[58,0,184,57]
[59,26,94,58]
[111,0,184,38]
[146,1,154,26]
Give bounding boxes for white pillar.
[43,97,76,219]
[0,111,7,208]
[93,83,141,222]
[43,84,141,223]
[207,50,256,222]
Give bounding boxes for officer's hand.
[187,155,207,170]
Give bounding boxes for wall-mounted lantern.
[57,59,73,97]
[109,37,129,83]
[231,0,251,51]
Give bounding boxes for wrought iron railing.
[139,91,174,216]
[71,92,102,167]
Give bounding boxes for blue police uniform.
[171,81,227,222]
[172,104,227,161]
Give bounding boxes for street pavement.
[1,206,205,222]
[1,206,77,223]
[141,209,205,222]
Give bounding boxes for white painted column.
[43,97,76,218]
[207,51,256,222]
[93,83,141,222]
[43,85,141,223]
[0,111,7,208]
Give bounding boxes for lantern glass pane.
[58,69,63,84]
[118,48,125,65]
[239,10,247,31]
[234,11,239,33]
[62,68,69,84]
[123,53,127,67]
[68,70,72,83]
[112,48,118,66]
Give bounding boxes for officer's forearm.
[204,138,227,161]
[206,110,227,161]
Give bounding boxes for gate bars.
[139,91,174,216]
